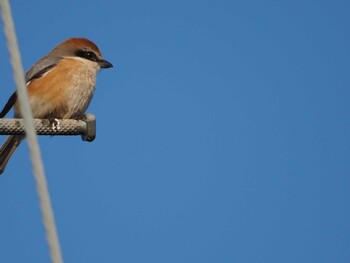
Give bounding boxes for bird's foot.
[50,118,61,131]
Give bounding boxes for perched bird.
[0,38,113,174]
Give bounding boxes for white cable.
[0,1,63,263]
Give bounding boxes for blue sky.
[0,1,349,262]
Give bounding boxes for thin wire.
[0,1,63,263]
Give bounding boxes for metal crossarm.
[0,114,96,141]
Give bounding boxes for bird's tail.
[0,135,23,175]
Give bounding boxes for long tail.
[0,135,23,175]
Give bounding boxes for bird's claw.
[51,119,61,131]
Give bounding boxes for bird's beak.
[99,59,113,68]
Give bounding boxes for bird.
[0,37,113,174]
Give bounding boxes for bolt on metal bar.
[0,114,96,142]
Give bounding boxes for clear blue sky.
[0,1,349,262]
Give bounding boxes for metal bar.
[0,114,96,141]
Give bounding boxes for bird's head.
[50,38,113,69]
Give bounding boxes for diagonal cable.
[0,1,63,262]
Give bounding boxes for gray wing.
[0,56,62,118]
[25,55,61,83]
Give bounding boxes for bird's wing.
[25,56,61,82]
[0,92,16,118]
[0,56,61,118]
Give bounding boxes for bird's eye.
[76,50,98,61]
[85,51,93,58]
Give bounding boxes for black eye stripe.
[75,50,99,62]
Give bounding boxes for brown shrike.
[0,38,113,174]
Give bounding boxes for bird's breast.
[21,58,99,119]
